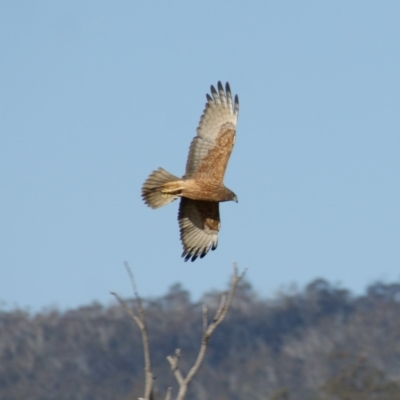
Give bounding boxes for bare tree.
[112,263,246,400]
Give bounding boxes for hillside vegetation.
[1,278,400,399]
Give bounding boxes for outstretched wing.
[184,82,239,184]
[178,197,220,262]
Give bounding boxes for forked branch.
[166,265,246,400]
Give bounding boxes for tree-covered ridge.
[1,279,400,400]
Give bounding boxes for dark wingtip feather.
[182,246,212,262]
[183,250,198,262]
[210,84,218,100]
[225,82,231,95]
[217,81,224,93]
[234,94,239,115]
[200,248,208,259]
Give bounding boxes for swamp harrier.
[142,82,239,261]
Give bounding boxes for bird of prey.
[142,82,239,261]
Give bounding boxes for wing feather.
[218,81,227,105]
[184,82,239,180]
[178,198,220,262]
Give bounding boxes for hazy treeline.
[1,278,400,400]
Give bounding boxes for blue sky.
[1,2,400,312]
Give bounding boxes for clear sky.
[1,2,400,312]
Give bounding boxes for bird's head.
[230,191,238,203]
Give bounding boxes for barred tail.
[142,168,182,209]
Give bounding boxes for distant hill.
[1,278,400,400]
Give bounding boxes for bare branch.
[111,262,154,400]
[213,291,227,322]
[110,291,143,329]
[165,387,172,400]
[202,305,208,334]
[166,349,185,386]
[124,261,143,311]
[167,265,247,400]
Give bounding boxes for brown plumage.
[142,82,239,261]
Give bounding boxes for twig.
[111,262,154,400]
[202,305,208,334]
[166,265,247,400]
[165,387,172,400]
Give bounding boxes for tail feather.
[142,168,181,209]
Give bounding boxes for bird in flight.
[142,82,239,261]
